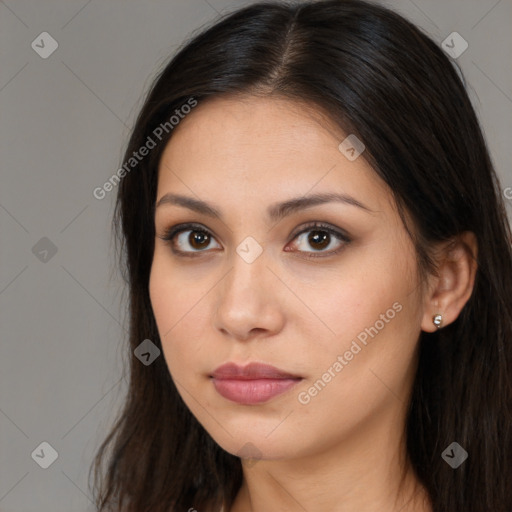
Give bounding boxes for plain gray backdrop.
[1,1,511,511]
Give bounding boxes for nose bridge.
[224,242,269,302]
[214,241,283,338]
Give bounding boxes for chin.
[208,426,301,462]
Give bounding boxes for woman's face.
[150,95,426,462]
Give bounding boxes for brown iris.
[306,230,330,250]
[189,230,211,250]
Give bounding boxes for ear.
[421,231,478,333]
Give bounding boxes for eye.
[157,221,351,259]
[158,222,221,257]
[286,222,351,259]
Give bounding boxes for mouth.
[210,362,303,405]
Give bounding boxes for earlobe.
[421,231,478,333]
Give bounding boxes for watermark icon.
[134,339,161,366]
[32,237,58,263]
[31,441,59,469]
[298,301,403,405]
[237,441,263,468]
[236,236,263,263]
[504,187,512,201]
[338,134,365,161]
[441,442,468,469]
[93,97,198,200]
[31,32,58,59]
[441,32,468,59]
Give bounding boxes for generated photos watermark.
[93,97,198,200]
[298,301,403,405]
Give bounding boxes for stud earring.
[433,314,443,329]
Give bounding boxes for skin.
[149,95,477,512]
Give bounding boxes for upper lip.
[211,362,302,380]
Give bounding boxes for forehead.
[163,94,345,159]
[156,94,393,215]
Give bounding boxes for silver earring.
[433,314,443,328]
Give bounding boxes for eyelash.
[158,221,352,260]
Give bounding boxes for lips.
[210,362,302,405]
[211,362,301,380]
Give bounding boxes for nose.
[213,248,286,342]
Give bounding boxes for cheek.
[149,254,210,375]
[311,239,418,352]
[296,241,421,389]
[294,246,422,417]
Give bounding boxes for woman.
[91,1,512,511]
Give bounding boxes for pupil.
[309,230,329,250]
[190,231,209,249]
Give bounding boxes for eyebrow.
[155,192,372,223]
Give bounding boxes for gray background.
[1,1,511,511]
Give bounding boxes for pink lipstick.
[210,362,302,405]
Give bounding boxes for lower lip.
[212,378,301,404]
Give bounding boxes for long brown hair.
[91,1,512,510]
